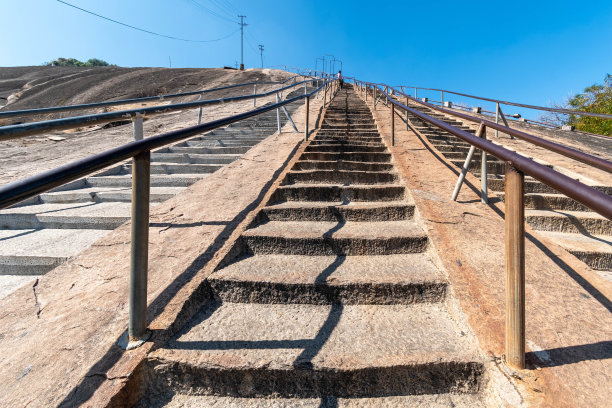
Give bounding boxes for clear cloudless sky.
[2,0,612,118]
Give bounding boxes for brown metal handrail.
[352,79,612,370]
[387,86,612,174]
[394,84,612,120]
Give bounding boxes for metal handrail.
[387,86,612,174]
[354,79,612,371]
[394,85,612,120]
[0,76,340,349]
[0,77,322,141]
[0,75,305,120]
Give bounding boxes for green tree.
[566,83,612,136]
[45,57,113,67]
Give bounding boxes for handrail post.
[391,101,395,146]
[495,102,500,138]
[405,96,409,130]
[253,84,257,107]
[323,83,328,107]
[128,114,150,349]
[304,95,310,141]
[276,93,282,134]
[415,87,418,98]
[374,87,377,109]
[365,84,368,101]
[505,161,525,369]
[441,91,444,107]
[451,123,485,201]
[197,93,204,125]
[481,127,489,203]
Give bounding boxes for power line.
[206,0,238,19]
[55,0,239,43]
[185,0,238,23]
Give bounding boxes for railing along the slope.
[0,75,323,140]
[351,79,612,370]
[0,76,341,349]
[0,73,309,122]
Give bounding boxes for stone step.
[284,170,398,185]
[146,302,483,398]
[87,173,207,187]
[305,144,387,153]
[525,209,611,235]
[138,393,484,407]
[536,231,612,274]
[301,152,391,163]
[0,228,111,275]
[271,184,405,202]
[262,201,414,222]
[169,146,251,155]
[0,202,131,230]
[293,160,394,172]
[183,140,261,148]
[123,163,223,175]
[151,153,240,165]
[39,186,186,204]
[208,254,445,304]
[241,220,428,255]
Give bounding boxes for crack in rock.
[32,279,42,319]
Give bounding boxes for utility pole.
[258,44,264,68]
[238,15,247,70]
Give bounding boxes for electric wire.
[185,0,238,23]
[56,0,239,42]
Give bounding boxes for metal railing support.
[505,161,525,369]
[391,102,395,146]
[384,86,388,106]
[365,84,368,101]
[197,94,204,125]
[323,83,328,107]
[281,105,299,132]
[481,127,489,203]
[405,96,409,130]
[304,96,310,141]
[276,93,282,134]
[253,85,257,107]
[495,102,500,138]
[451,123,485,201]
[128,115,150,349]
[415,87,418,98]
[441,91,444,107]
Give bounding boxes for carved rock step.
[525,209,611,235]
[240,220,428,256]
[138,393,484,407]
[262,200,414,222]
[536,231,612,273]
[150,152,240,164]
[0,228,111,275]
[271,184,405,202]
[301,152,391,162]
[305,144,387,153]
[283,170,399,185]
[293,160,394,172]
[0,201,130,230]
[208,254,446,304]
[39,186,185,204]
[146,302,483,399]
[87,173,209,187]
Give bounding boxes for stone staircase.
[139,85,486,406]
[403,103,612,281]
[0,87,311,289]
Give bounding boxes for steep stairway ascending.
[403,103,612,281]
[140,85,485,406]
[0,87,310,280]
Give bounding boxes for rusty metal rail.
[0,75,304,120]
[394,84,612,120]
[0,77,336,349]
[387,87,612,174]
[0,77,322,141]
[352,79,612,370]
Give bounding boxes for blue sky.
[2,0,612,118]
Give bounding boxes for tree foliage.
[565,83,612,136]
[45,57,114,67]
